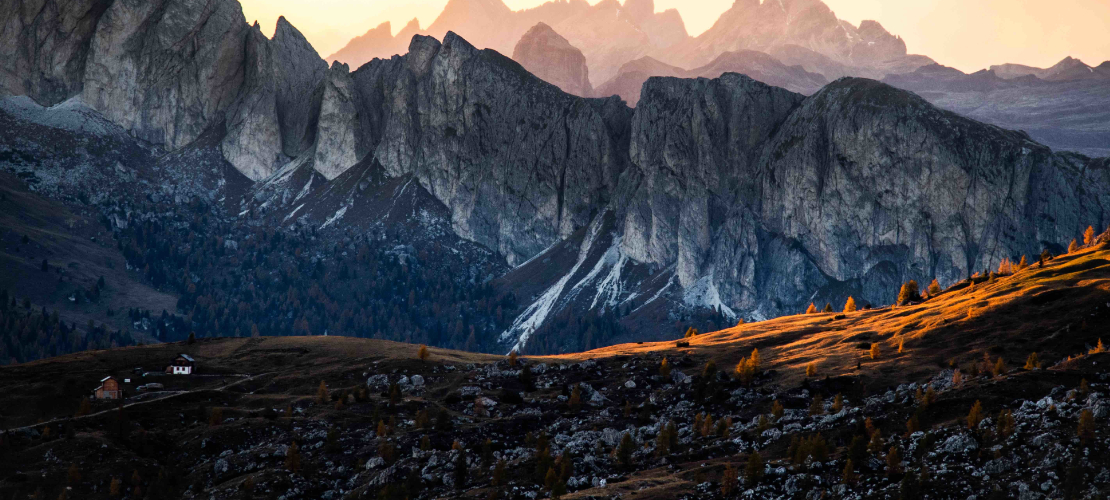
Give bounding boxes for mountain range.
[325,0,1110,158]
[1,0,1109,355]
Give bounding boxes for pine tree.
[492,459,507,486]
[1090,339,1105,354]
[285,442,301,472]
[1084,226,1096,246]
[897,281,920,306]
[454,446,468,489]
[870,343,881,360]
[735,358,755,385]
[771,400,785,421]
[809,394,824,416]
[721,463,738,495]
[832,393,844,413]
[991,357,1006,377]
[568,385,582,411]
[842,459,858,485]
[1017,255,1028,270]
[1024,352,1041,370]
[316,381,329,404]
[508,350,518,367]
[997,409,1016,437]
[1068,239,1079,254]
[1078,409,1096,443]
[928,278,941,296]
[659,357,671,378]
[844,297,857,313]
[967,400,984,430]
[418,344,429,362]
[886,446,903,476]
[805,362,817,377]
[749,349,761,371]
[615,432,634,468]
[744,451,764,484]
[868,430,885,454]
[806,303,818,314]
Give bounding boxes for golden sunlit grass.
[556,246,1110,387]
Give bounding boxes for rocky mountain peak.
[512,23,592,96]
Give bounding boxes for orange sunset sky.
[240,0,1110,73]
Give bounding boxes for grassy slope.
[567,244,1110,388]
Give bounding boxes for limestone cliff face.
[512,23,591,97]
[4,3,1109,347]
[618,76,1110,320]
[365,34,630,265]
[1,0,328,181]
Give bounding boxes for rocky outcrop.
[512,23,591,97]
[0,0,114,105]
[1,0,329,181]
[365,34,631,265]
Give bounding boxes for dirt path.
[6,372,269,433]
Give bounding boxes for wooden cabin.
[94,376,122,399]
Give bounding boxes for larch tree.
[927,278,941,296]
[844,297,857,313]
[806,303,817,314]
[1084,225,1096,246]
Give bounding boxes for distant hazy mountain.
[884,63,1110,158]
[991,56,1110,82]
[326,0,687,84]
[512,23,592,97]
[596,50,828,105]
[655,0,929,73]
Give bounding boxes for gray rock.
[940,433,979,454]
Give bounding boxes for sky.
[240,0,1110,73]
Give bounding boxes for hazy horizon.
[241,0,1110,74]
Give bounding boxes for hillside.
[2,244,1109,499]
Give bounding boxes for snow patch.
[682,275,737,319]
[500,217,607,353]
[320,206,348,229]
